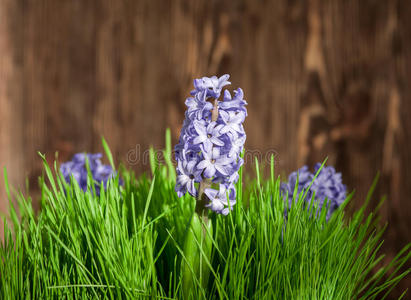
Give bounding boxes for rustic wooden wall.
[0,0,410,296]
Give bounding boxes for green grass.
[1,133,410,299]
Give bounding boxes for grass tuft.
[1,137,410,299]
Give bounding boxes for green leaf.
[102,136,115,170]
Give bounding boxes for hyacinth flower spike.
[175,74,247,298]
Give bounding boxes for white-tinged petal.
[223,89,232,100]
[207,199,225,212]
[212,147,221,158]
[218,74,230,83]
[232,124,243,133]
[219,110,229,122]
[186,160,197,173]
[200,145,211,160]
[215,164,229,176]
[193,120,207,136]
[232,111,246,123]
[177,159,184,172]
[217,156,233,165]
[234,88,244,99]
[203,140,213,153]
[185,97,195,108]
[187,180,197,197]
[210,137,224,146]
[206,121,216,133]
[204,165,216,178]
[177,174,190,186]
[197,90,207,102]
[219,126,231,134]
[203,102,213,110]
[177,190,185,198]
[193,135,207,144]
[197,160,210,170]
[204,188,218,200]
[214,124,225,133]
[229,172,239,183]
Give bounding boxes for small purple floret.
[204,185,236,215]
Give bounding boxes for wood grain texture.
[0,0,410,296]
[0,0,24,239]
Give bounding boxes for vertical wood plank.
[0,0,23,238]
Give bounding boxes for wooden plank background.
[0,0,410,296]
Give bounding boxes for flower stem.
[196,179,211,216]
[211,99,219,122]
[195,99,219,216]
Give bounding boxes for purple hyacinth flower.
[281,165,313,209]
[227,156,243,184]
[310,163,347,219]
[227,133,246,158]
[175,156,202,197]
[175,74,247,215]
[204,185,236,215]
[185,90,213,120]
[60,160,85,188]
[219,110,246,135]
[193,120,224,153]
[281,163,347,220]
[197,147,233,178]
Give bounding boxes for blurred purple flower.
[60,153,116,196]
[281,164,347,220]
